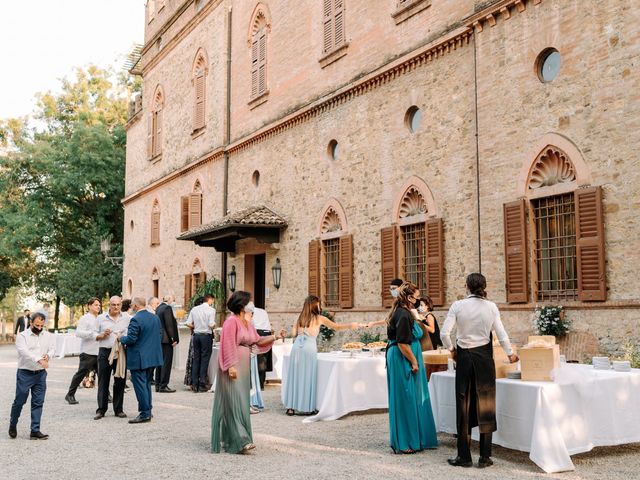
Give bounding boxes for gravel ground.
[1,345,639,480]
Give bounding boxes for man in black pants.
[185,295,216,392]
[155,295,179,393]
[65,298,101,405]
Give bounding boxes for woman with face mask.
[283,296,361,416]
[415,296,443,351]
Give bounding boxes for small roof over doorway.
[177,205,287,252]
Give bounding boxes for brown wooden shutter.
[425,218,444,306]
[339,234,353,308]
[576,186,606,301]
[334,0,345,48]
[151,210,160,245]
[194,73,205,130]
[251,36,259,97]
[308,240,321,297]
[189,192,202,229]
[199,271,207,292]
[155,109,163,156]
[180,196,189,232]
[503,199,528,303]
[184,274,192,308]
[380,226,398,307]
[323,0,334,53]
[147,114,153,158]
[258,31,267,95]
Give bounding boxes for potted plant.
[532,305,571,338]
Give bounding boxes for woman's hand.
[410,361,419,373]
[278,328,287,340]
[228,367,238,380]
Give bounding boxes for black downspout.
[472,29,482,273]
[221,5,232,316]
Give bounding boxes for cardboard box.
[527,335,556,345]
[493,341,518,379]
[520,344,560,381]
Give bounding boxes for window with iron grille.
[401,223,427,292]
[533,193,578,301]
[323,238,340,308]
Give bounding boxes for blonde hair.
[386,281,418,325]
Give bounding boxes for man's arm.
[440,304,457,351]
[75,316,96,340]
[16,334,40,365]
[208,307,217,329]
[165,309,179,343]
[119,316,140,346]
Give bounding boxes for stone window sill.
[191,127,206,139]
[149,153,162,164]
[248,90,269,110]
[319,43,349,69]
[392,0,431,25]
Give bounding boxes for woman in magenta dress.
[211,291,283,453]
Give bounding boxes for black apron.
[455,338,496,434]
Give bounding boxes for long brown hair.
[386,281,418,324]
[297,295,321,329]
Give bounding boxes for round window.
[252,170,260,187]
[537,48,561,83]
[327,139,339,161]
[405,106,422,133]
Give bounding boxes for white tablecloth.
[266,341,293,381]
[428,364,640,473]
[282,352,388,423]
[54,333,82,358]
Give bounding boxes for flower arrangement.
[623,342,640,369]
[532,305,571,337]
[319,310,335,343]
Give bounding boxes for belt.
[18,368,45,374]
[193,332,212,336]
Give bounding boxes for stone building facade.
[123,0,640,353]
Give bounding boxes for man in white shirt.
[185,294,216,392]
[248,302,272,390]
[441,273,518,469]
[9,312,55,440]
[65,297,101,405]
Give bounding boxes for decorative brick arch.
[392,176,438,224]
[152,84,164,111]
[193,179,203,193]
[192,257,202,274]
[151,267,159,280]
[517,133,592,199]
[317,198,348,238]
[192,48,209,76]
[152,198,160,212]
[247,3,272,46]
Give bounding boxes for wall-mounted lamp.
[271,258,282,290]
[228,265,237,292]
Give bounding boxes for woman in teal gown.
[386,282,438,453]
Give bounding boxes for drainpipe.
[472,29,482,273]
[220,5,232,310]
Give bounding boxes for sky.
[0,0,146,120]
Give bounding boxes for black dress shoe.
[158,387,176,393]
[128,415,151,424]
[478,457,494,468]
[94,412,105,420]
[447,457,473,468]
[115,412,127,418]
[9,426,17,439]
[65,394,78,405]
[30,431,49,440]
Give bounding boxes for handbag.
[417,319,434,352]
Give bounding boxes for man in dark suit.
[154,295,179,393]
[14,310,31,335]
[117,297,163,424]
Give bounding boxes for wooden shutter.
[380,226,398,307]
[189,192,202,229]
[183,274,192,308]
[199,271,207,293]
[334,0,345,48]
[180,196,189,232]
[308,240,321,297]
[425,218,444,306]
[147,114,153,158]
[154,108,163,156]
[339,234,353,308]
[251,36,259,97]
[503,199,528,303]
[194,73,205,130]
[258,30,267,95]
[323,0,334,53]
[576,186,606,301]
[151,210,160,245]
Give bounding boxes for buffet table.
[266,341,293,381]
[54,332,82,358]
[428,364,640,473]
[282,352,388,423]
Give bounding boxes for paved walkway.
[0,345,638,479]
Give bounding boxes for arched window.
[148,85,164,159]
[151,267,160,298]
[192,49,208,132]
[180,180,203,232]
[184,258,207,307]
[308,200,353,308]
[505,135,604,303]
[127,278,133,297]
[380,177,443,307]
[248,4,271,101]
[150,199,160,246]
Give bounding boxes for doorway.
[244,253,266,308]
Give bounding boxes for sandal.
[391,447,416,454]
[240,443,256,453]
[285,409,295,416]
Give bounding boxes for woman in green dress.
[386,281,438,453]
[211,291,283,453]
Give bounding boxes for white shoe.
[249,406,260,414]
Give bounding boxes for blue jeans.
[10,369,47,433]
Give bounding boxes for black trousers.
[191,334,212,389]
[96,347,125,414]
[154,343,174,389]
[256,329,272,389]
[66,353,98,396]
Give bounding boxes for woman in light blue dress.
[386,282,438,453]
[283,295,359,415]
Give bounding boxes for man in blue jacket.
[117,297,163,424]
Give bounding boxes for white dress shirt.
[16,329,55,371]
[75,312,100,355]
[441,296,513,356]
[251,307,271,331]
[185,303,216,333]
[97,312,131,349]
